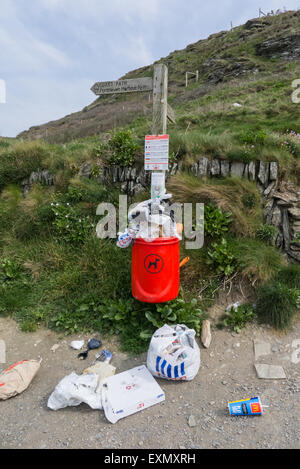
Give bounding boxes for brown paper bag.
[0,360,40,400]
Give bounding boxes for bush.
[256,281,299,329]
[0,142,48,189]
[217,303,255,333]
[206,238,236,277]
[145,298,205,335]
[256,224,277,245]
[229,238,283,283]
[275,264,300,290]
[107,130,139,166]
[204,203,232,238]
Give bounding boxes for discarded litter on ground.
[147,324,200,381]
[228,396,268,416]
[70,340,85,351]
[47,372,103,411]
[78,338,102,360]
[0,359,41,400]
[83,350,116,384]
[101,365,165,424]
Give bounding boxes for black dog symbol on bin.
[144,254,164,274]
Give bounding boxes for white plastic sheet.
[47,372,102,411]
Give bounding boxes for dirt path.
[0,316,299,450]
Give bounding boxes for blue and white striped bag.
[147,324,200,381]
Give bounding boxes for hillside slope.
[18,10,300,143]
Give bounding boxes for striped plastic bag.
[146,324,200,381]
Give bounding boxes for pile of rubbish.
[117,192,182,249]
[46,324,200,423]
[0,322,268,423]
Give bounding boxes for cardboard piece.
[101,365,165,424]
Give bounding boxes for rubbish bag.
[147,324,200,381]
[0,360,41,400]
[47,372,102,411]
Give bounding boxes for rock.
[255,364,287,380]
[79,162,91,179]
[253,341,271,360]
[288,207,300,221]
[271,205,282,228]
[264,182,276,198]
[198,157,209,177]
[188,415,197,427]
[51,344,60,353]
[231,162,245,178]
[220,160,230,177]
[248,161,256,181]
[256,34,300,60]
[264,199,275,224]
[0,340,6,364]
[201,320,212,349]
[282,209,290,251]
[191,162,199,176]
[210,159,220,177]
[257,162,266,186]
[269,162,278,181]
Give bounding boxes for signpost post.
[91,64,172,198]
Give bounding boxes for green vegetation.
[217,303,256,333]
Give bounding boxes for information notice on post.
[145,135,169,171]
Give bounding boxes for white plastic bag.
[47,372,102,411]
[147,324,200,381]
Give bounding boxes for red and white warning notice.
[145,135,169,171]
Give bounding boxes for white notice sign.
[145,135,169,171]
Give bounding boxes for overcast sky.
[0,0,299,137]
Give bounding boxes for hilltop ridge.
[18,9,300,143]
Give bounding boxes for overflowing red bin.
[132,237,180,303]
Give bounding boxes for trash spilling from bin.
[117,192,181,248]
[0,359,41,400]
[147,324,200,381]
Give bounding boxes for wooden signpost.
[91,77,153,96]
[91,64,174,194]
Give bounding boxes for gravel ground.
[0,316,299,450]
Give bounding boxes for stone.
[264,181,276,198]
[253,340,271,360]
[201,320,212,349]
[282,209,290,251]
[220,160,230,177]
[188,415,197,427]
[231,162,245,178]
[269,162,278,181]
[271,205,282,228]
[79,162,91,179]
[210,159,220,177]
[257,162,266,186]
[255,364,286,380]
[0,340,6,364]
[191,162,198,176]
[264,199,274,224]
[248,161,256,181]
[198,157,209,177]
[288,207,300,221]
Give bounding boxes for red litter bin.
[132,237,180,303]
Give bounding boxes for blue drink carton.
[228,396,263,416]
